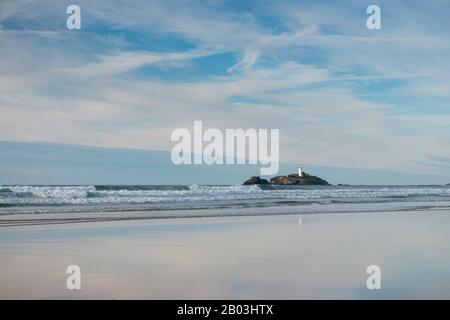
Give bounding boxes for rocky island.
[243,170,330,186]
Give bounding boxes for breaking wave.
[1,184,450,214]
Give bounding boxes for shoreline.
[1,202,450,227]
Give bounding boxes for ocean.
[1,184,450,219]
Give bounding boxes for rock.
[242,176,270,185]
[243,172,330,186]
[269,172,330,185]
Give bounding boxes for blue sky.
[1,0,450,183]
[2,141,449,185]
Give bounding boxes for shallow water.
[0,210,449,299]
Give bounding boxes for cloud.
[1,0,450,177]
[227,50,259,73]
[55,49,217,79]
[0,0,34,22]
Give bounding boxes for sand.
[0,210,450,299]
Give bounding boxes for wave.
[1,185,450,214]
[188,184,262,193]
[5,186,95,198]
[94,185,189,191]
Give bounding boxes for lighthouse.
[298,167,303,177]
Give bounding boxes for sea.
[1,184,450,219]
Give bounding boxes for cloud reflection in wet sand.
[0,211,450,299]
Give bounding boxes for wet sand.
[1,210,450,299]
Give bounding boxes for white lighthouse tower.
[298,166,303,177]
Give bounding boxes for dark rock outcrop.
[269,172,329,185]
[243,172,330,186]
[243,176,270,185]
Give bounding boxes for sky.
[1,0,450,184]
[2,141,449,185]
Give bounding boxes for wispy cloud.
[1,0,450,177]
[56,49,218,79]
[227,50,259,74]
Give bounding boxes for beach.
[1,209,450,299]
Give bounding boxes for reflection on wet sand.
[0,210,450,299]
